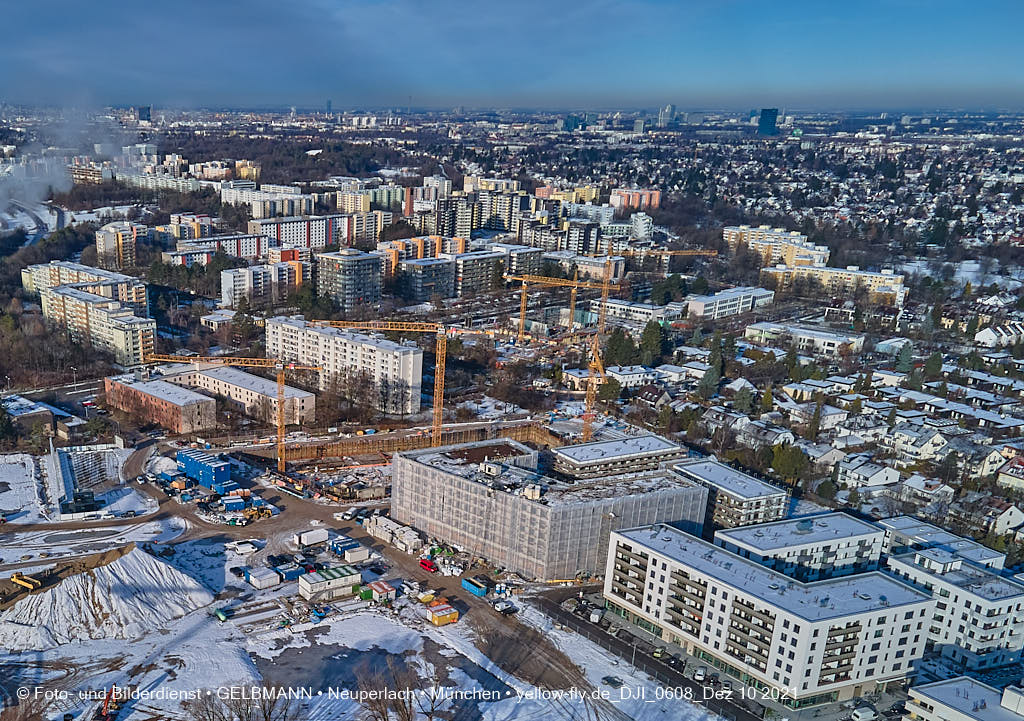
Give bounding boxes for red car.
[419,558,438,573]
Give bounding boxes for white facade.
[887,549,1024,670]
[265,315,422,415]
[166,366,315,425]
[687,286,775,320]
[605,525,933,707]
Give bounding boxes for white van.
[851,708,877,721]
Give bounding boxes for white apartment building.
[165,366,315,425]
[220,262,310,308]
[878,516,1006,569]
[265,315,422,415]
[605,524,934,708]
[687,286,775,320]
[887,548,1024,670]
[248,215,352,249]
[906,677,1024,721]
[22,261,149,312]
[713,512,884,582]
[174,234,277,261]
[744,322,865,358]
[671,459,789,529]
[591,298,686,327]
[95,221,146,269]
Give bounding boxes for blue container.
[222,497,246,511]
[212,480,240,495]
[159,471,180,482]
[462,578,488,597]
[176,449,231,487]
[276,564,305,581]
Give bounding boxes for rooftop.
[889,550,1024,601]
[267,316,421,355]
[618,524,931,622]
[194,366,313,399]
[911,677,1021,721]
[672,459,787,501]
[714,512,882,552]
[552,434,681,466]
[878,516,1005,566]
[402,439,698,507]
[110,376,212,407]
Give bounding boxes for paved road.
[532,593,766,721]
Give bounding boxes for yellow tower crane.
[505,272,619,344]
[145,354,321,473]
[309,321,510,448]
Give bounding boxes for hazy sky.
[2,0,1021,110]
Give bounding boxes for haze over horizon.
[2,0,1021,112]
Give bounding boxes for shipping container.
[245,567,281,589]
[429,604,459,626]
[461,578,488,597]
[212,480,240,495]
[293,528,329,547]
[275,563,305,581]
[176,449,231,487]
[222,497,246,511]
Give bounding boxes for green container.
[359,587,373,600]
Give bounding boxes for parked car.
[692,666,708,683]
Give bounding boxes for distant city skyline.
[1,0,1021,110]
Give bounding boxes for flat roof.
[911,677,1019,721]
[552,435,681,465]
[714,512,882,552]
[196,366,313,399]
[878,516,1005,565]
[889,550,1024,602]
[267,316,421,354]
[672,459,787,501]
[110,376,212,407]
[401,439,697,507]
[617,524,931,622]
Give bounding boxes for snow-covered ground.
[459,395,524,419]
[147,454,178,476]
[901,259,1024,290]
[0,453,47,523]
[0,548,214,650]
[0,518,185,569]
[95,486,159,517]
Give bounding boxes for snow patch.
[0,548,214,650]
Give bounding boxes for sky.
[1,0,1021,111]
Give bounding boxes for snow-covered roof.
[552,435,681,465]
[618,524,930,621]
[671,459,787,501]
[910,678,1020,721]
[715,512,881,552]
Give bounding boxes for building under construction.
[391,438,707,580]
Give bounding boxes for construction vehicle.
[145,354,321,473]
[505,271,619,343]
[243,506,272,521]
[10,572,41,590]
[93,685,121,720]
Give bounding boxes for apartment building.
[484,242,544,276]
[392,439,707,580]
[479,190,527,231]
[723,225,830,266]
[604,524,933,708]
[463,176,520,193]
[315,249,383,313]
[761,264,909,307]
[550,435,686,479]
[686,286,775,320]
[543,251,626,281]
[173,234,276,261]
[40,287,155,366]
[713,513,884,582]
[609,188,661,210]
[744,322,866,358]
[165,366,315,425]
[671,459,789,529]
[220,182,302,205]
[95,221,146,269]
[877,516,1006,569]
[446,250,503,297]
[593,298,686,328]
[887,549,1024,670]
[906,677,1024,721]
[265,315,421,414]
[248,214,351,249]
[397,258,456,302]
[104,375,216,433]
[434,197,480,238]
[377,236,468,276]
[22,261,149,313]
[220,261,310,308]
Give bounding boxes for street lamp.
[70,366,78,391]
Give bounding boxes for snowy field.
[0,453,47,523]
[95,486,159,516]
[459,396,525,419]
